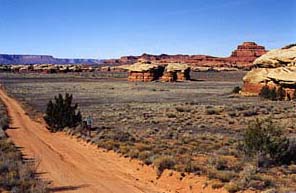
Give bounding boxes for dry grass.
[1,71,296,192]
[0,101,48,192]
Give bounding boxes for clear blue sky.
[0,0,295,59]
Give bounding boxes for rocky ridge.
[103,42,267,69]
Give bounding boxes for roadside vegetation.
[0,101,48,193]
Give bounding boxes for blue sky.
[0,0,295,59]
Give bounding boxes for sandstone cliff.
[241,44,296,97]
[103,42,267,69]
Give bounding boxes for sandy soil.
[0,87,226,193]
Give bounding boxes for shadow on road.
[49,184,90,192]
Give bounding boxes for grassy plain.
[1,71,296,192]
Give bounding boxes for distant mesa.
[0,54,102,65]
[241,43,296,97]
[103,42,267,70]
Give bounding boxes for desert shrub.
[205,107,222,115]
[224,182,241,193]
[118,144,131,155]
[97,140,120,151]
[154,156,176,176]
[167,113,177,118]
[243,118,294,166]
[277,138,296,165]
[138,151,154,165]
[208,156,228,170]
[207,168,237,182]
[231,170,274,191]
[0,116,9,130]
[232,86,241,94]
[127,148,139,159]
[259,85,269,98]
[176,106,191,113]
[0,139,48,192]
[44,93,82,132]
[242,109,258,117]
[259,86,286,101]
[212,183,224,189]
[181,161,200,174]
[95,129,135,143]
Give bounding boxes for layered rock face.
[241,44,296,96]
[103,42,267,69]
[123,62,164,82]
[162,63,190,82]
[228,42,267,65]
[123,62,190,82]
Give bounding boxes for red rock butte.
[228,42,267,64]
[103,42,267,69]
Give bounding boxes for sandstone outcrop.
[254,44,296,68]
[103,42,267,69]
[162,63,190,82]
[123,61,164,82]
[123,62,191,82]
[241,44,296,97]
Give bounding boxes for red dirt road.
[0,88,227,193]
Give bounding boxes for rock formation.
[5,64,95,73]
[241,44,296,97]
[123,62,191,82]
[228,42,267,66]
[162,63,190,82]
[123,61,164,82]
[253,44,296,68]
[102,42,267,69]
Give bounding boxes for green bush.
[44,93,82,132]
[259,86,286,101]
[243,118,294,166]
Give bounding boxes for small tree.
[44,93,82,132]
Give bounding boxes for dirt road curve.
[0,88,168,193]
[0,87,227,193]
